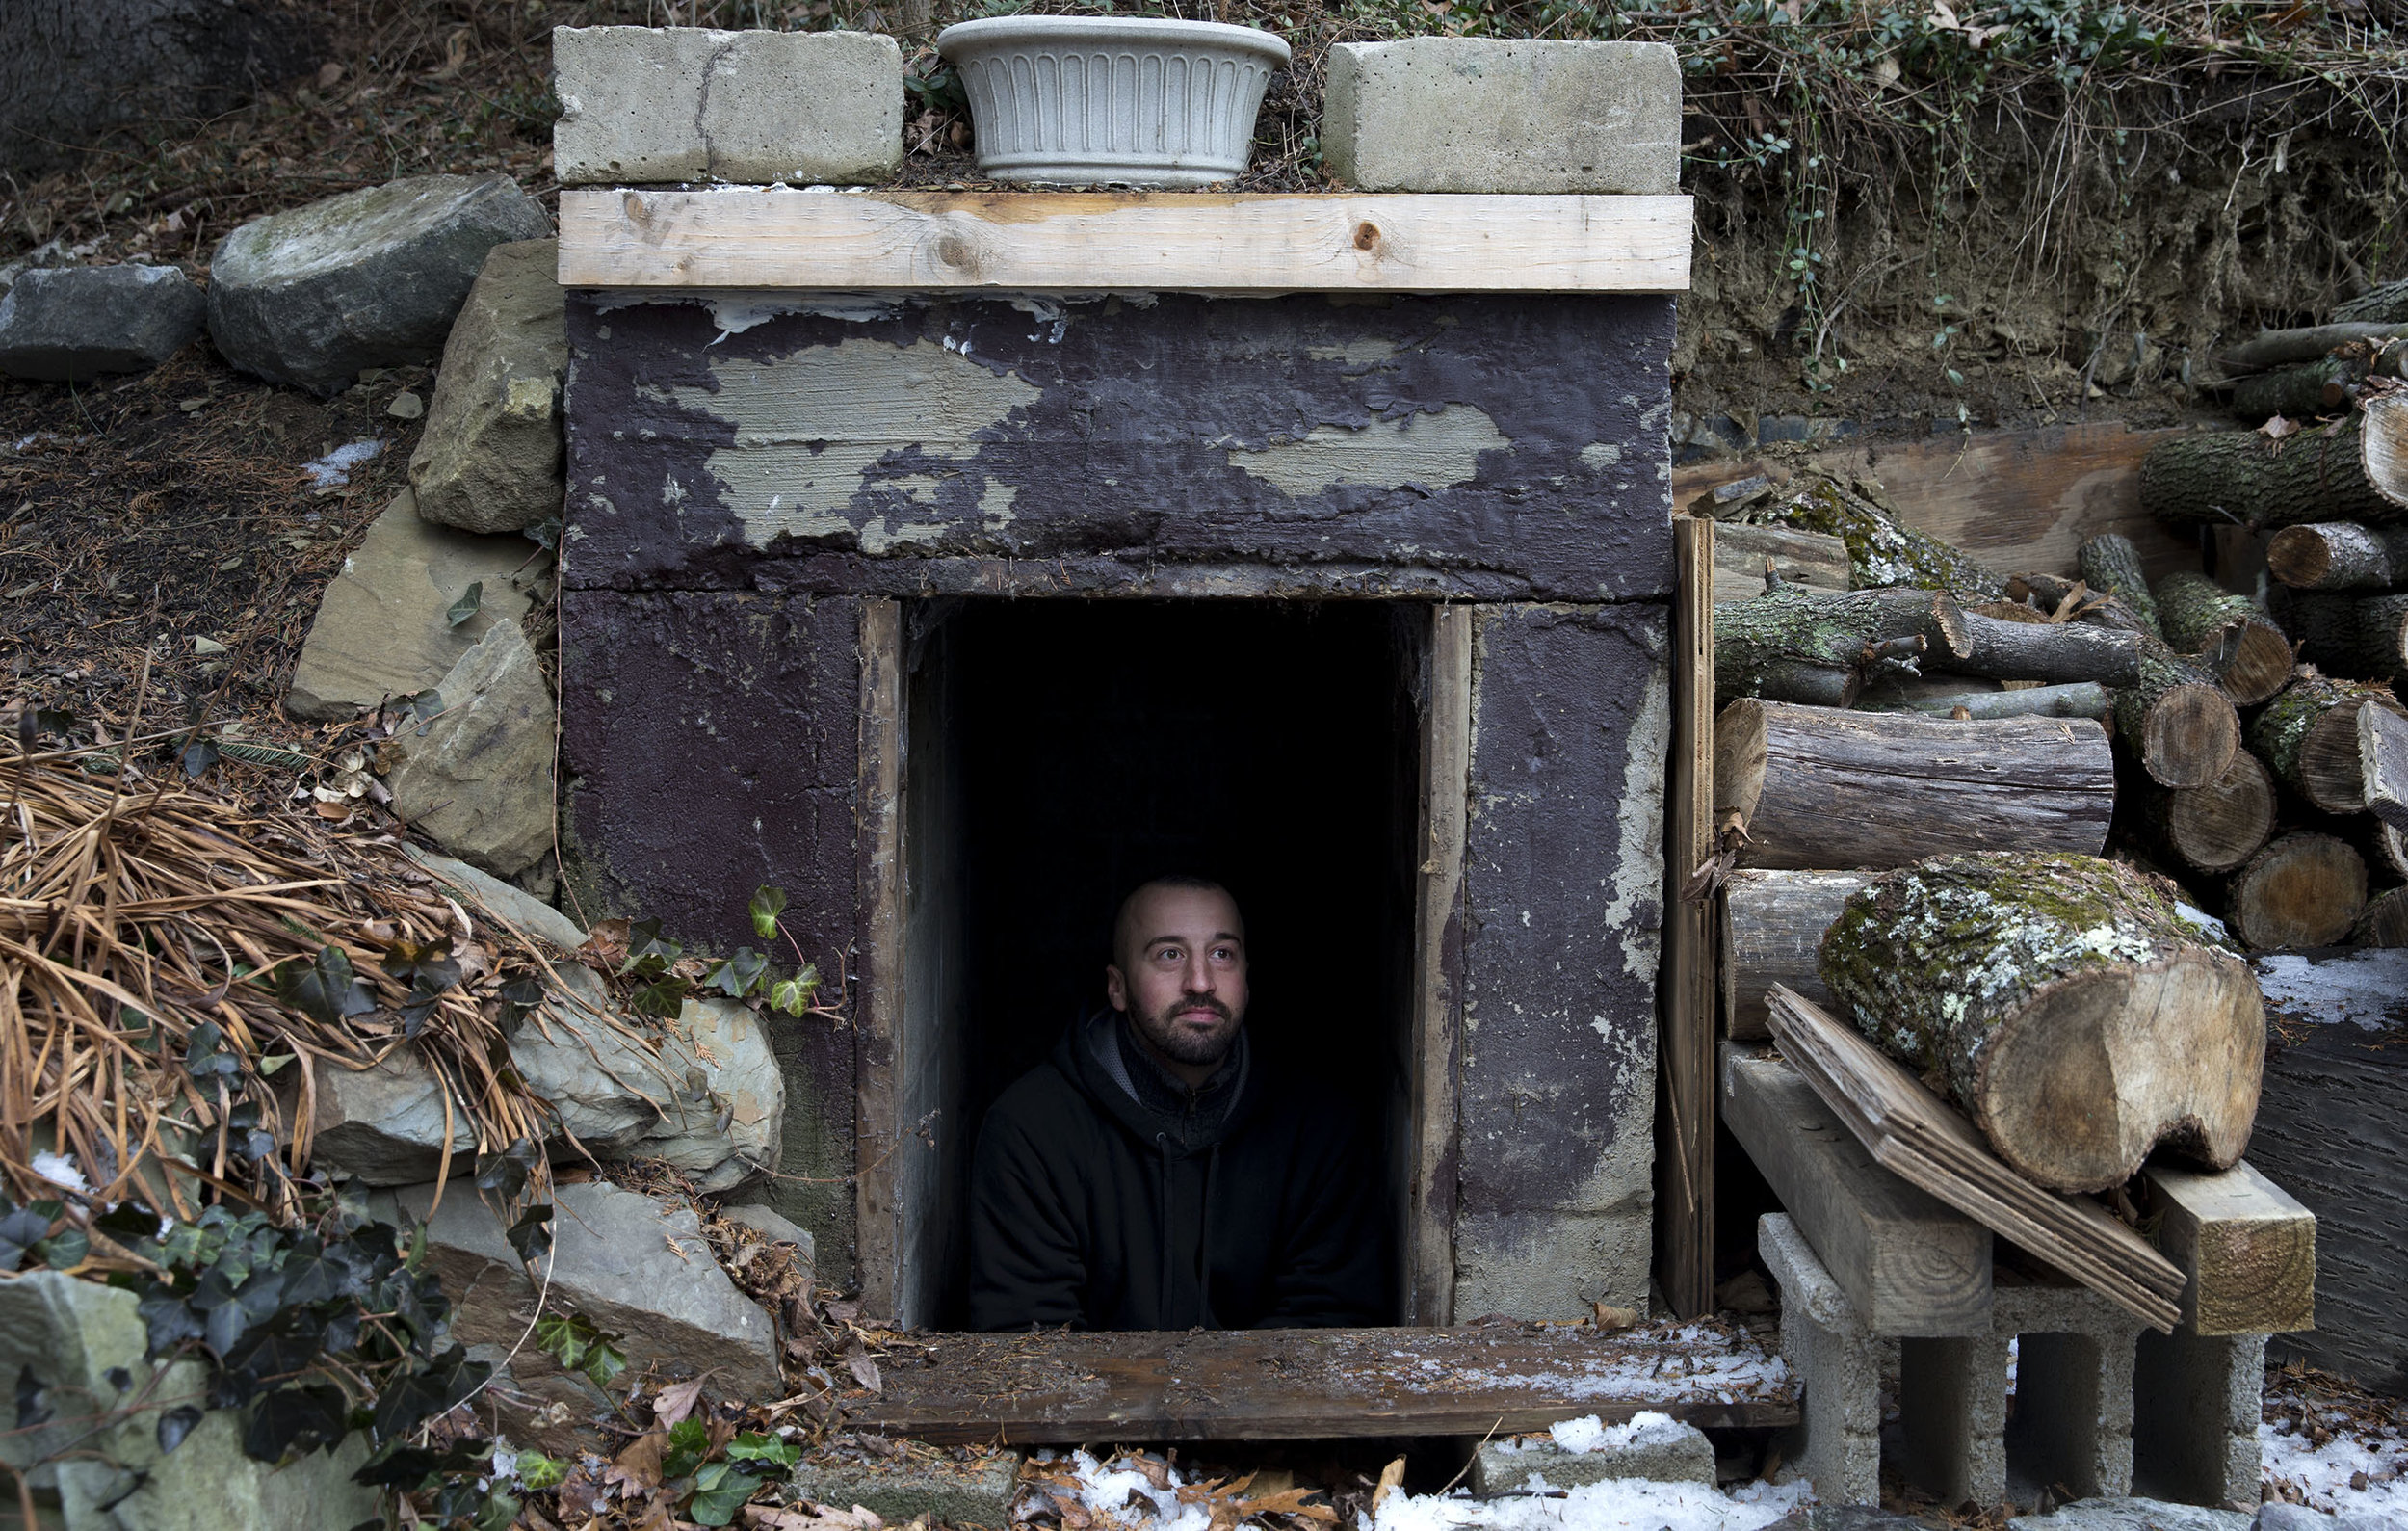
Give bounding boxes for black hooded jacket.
[965,1011,1389,1332]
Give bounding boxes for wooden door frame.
[850,596,1470,1327]
[1655,516,1717,1317]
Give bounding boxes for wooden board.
[1711,522,1850,605]
[2139,1160,2316,1336]
[850,1324,1798,1443]
[1405,608,1471,1325]
[559,188,1695,293]
[1720,1046,1992,1335]
[1673,421,2197,582]
[1763,984,2184,1332]
[1718,868,1871,1039]
[1656,516,1716,1318]
[852,597,906,1315]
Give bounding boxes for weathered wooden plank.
[1659,516,1717,1319]
[1718,868,1871,1040]
[1673,422,2195,582]
[852,597,905,1314]
[559,188,1695,293]
[851,1324,1798,1443]
[1711,521,1850,604]
[1721,1045,1992,1336]
[2139,1160,2316,1337]
[1405,607,1471,1326]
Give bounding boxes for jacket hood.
[1051,1008,1255,1156]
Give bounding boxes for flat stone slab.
[2007,1498,2251,1531]
[1470,1412,1715,1494]
[1322,40,1680,194]
[287,488,537,721]
[790,1449,1024,1525]
[408,238,567,534]
[404,843,586,951]
[208,172,550,392]
[0,263,205,381]
[382,616,556,877]
[553,27,903,186]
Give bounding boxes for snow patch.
[1372,1475,1809,1531]
[2260,1379,2408,1518]
[303,437,382,489]
[2252,948,2408,1031]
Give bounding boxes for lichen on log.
[1741,472,2005,599]
[2153,570,2293,705]
[2246,668,2408,812]
[2139,402,2408,533]
[1714,583,1971,707]
[2079,534,2163,638]
[1819,852,2263,1194]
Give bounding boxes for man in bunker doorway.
[965,875,1389,1331]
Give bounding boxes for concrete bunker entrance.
[888,597,1431,1330]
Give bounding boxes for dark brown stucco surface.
[562,292,1676,602]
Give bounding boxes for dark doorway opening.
[894,598,1426,1330]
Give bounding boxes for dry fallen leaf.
[606,1430,667,1494]
[848,1353,883,1393]
[653,1377,707,1426]
[1592,1300,1641,1331]
[2261,412,2300,442]
[1371,1457,1406,1516]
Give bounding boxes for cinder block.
[1899,1334,2009,1507]
[2133,1330,2266,1509]
[1993,1281,2145,1502]
[553,27,903,185]
[1469,1413,1715,1494]
[1759,1213,1882,1507]
[790,1449,1023,1525]
[1321,40,1679,194]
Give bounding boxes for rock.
[553,27,904,186]
[2008,1498,2252,1531]
[2254,1509,2395,1531]
[460,1340,613,1460]
[383,617,556,878]
[286,488,536,721]
[1322,40,1680,195]
[407,239,566,534]
[313,967,781,1194]
[399,1179,782,1399]
[0,263,206,381]
[1469,1412,1715,1493]
[790,1450,1025,1525]
[720,1202,815,1270]
[207,172,551,393]
[403,842,586,951]
[0,1271,382,1530]
[307,1048,478,1185]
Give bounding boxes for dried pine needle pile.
[0,746,555,1227]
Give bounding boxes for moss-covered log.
[1744,472,2005,598]
[2355,885,2408,947]
[2110,630,2243,790]
[2231,358,2362,424]
[2132,751,2276,876]
[1950,607,2143,688]
[2224,831,2367,950]
[2139,398,2408,532]
[1818,852,2263,1194]
[1714,699,2114,870]
[2265,522,2408,590]
[1867,680,2111,722]
[2245,669,2408,813]
[1713,583,1971,707]
[2079,534,2164,638]
[2267,590,2408,681]
[2154,570,2294,705]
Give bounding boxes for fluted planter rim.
[935,15,1293,66]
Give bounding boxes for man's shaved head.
[1112,875,1241,968]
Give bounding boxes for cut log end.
[2363,391,2408,513]
[1974,948,2264,1195]
[2212,620,2297,707]
[2301,696,2404,814]
[2165,752,2277,875]
[2356,885,2408,948]
[2140,682,2242,789]
[2228,832,2369,950]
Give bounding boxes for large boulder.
[0,264,206,381]
[399,1180,782,1399]
[286,488,536,721]
[382,616,555,878]
[407,239,566,534]
[306,1047,477,1185]
[0,1272,381,1530]
[207,173,550,393]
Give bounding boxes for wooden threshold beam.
[850,1325,1798,1444]
[558,188,1693,293]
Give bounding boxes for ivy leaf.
[370,1344,488,1442]
[630,974,692,1019]
[157,1404,203,1454]
[473,1139,540,1201]
[181,735,222,779]
[522,516,562,552]
[515,1451,567,1491]
[273,947,375,1026]
[446,582,483,628]
[747,885,786,941]
[382,937,460,991]
[352,1437,490,1490]
[505,1204,553,1266]
[619,917,682,977]
[767,965,821,1018]
[182,1020,241,1082]
[687,1460,761,1526]
[243,1381,350,1462]
[708,947,768,999]
[661,1414,712,1481]
[33,1227,89,1270]
[725,1433,799,1469]
[0,1202,51,1272]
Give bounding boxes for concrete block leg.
[2006,1329,2137,1499]
[1758,1214,1882,1506]
[2133,1330,2267,1509]
[1898,1334,2009,1507]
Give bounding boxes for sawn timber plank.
[557,188,1694,293]
[848,1324,1798,1443]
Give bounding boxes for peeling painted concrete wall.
[560,289,1678,1303]
[1454,603,1669,1319]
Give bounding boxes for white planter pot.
[936,16,1290,187]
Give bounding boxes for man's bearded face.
[1109,884,1249,1070]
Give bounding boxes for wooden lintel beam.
[557,188,1694,293]
[2139,1159,2316,1336]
